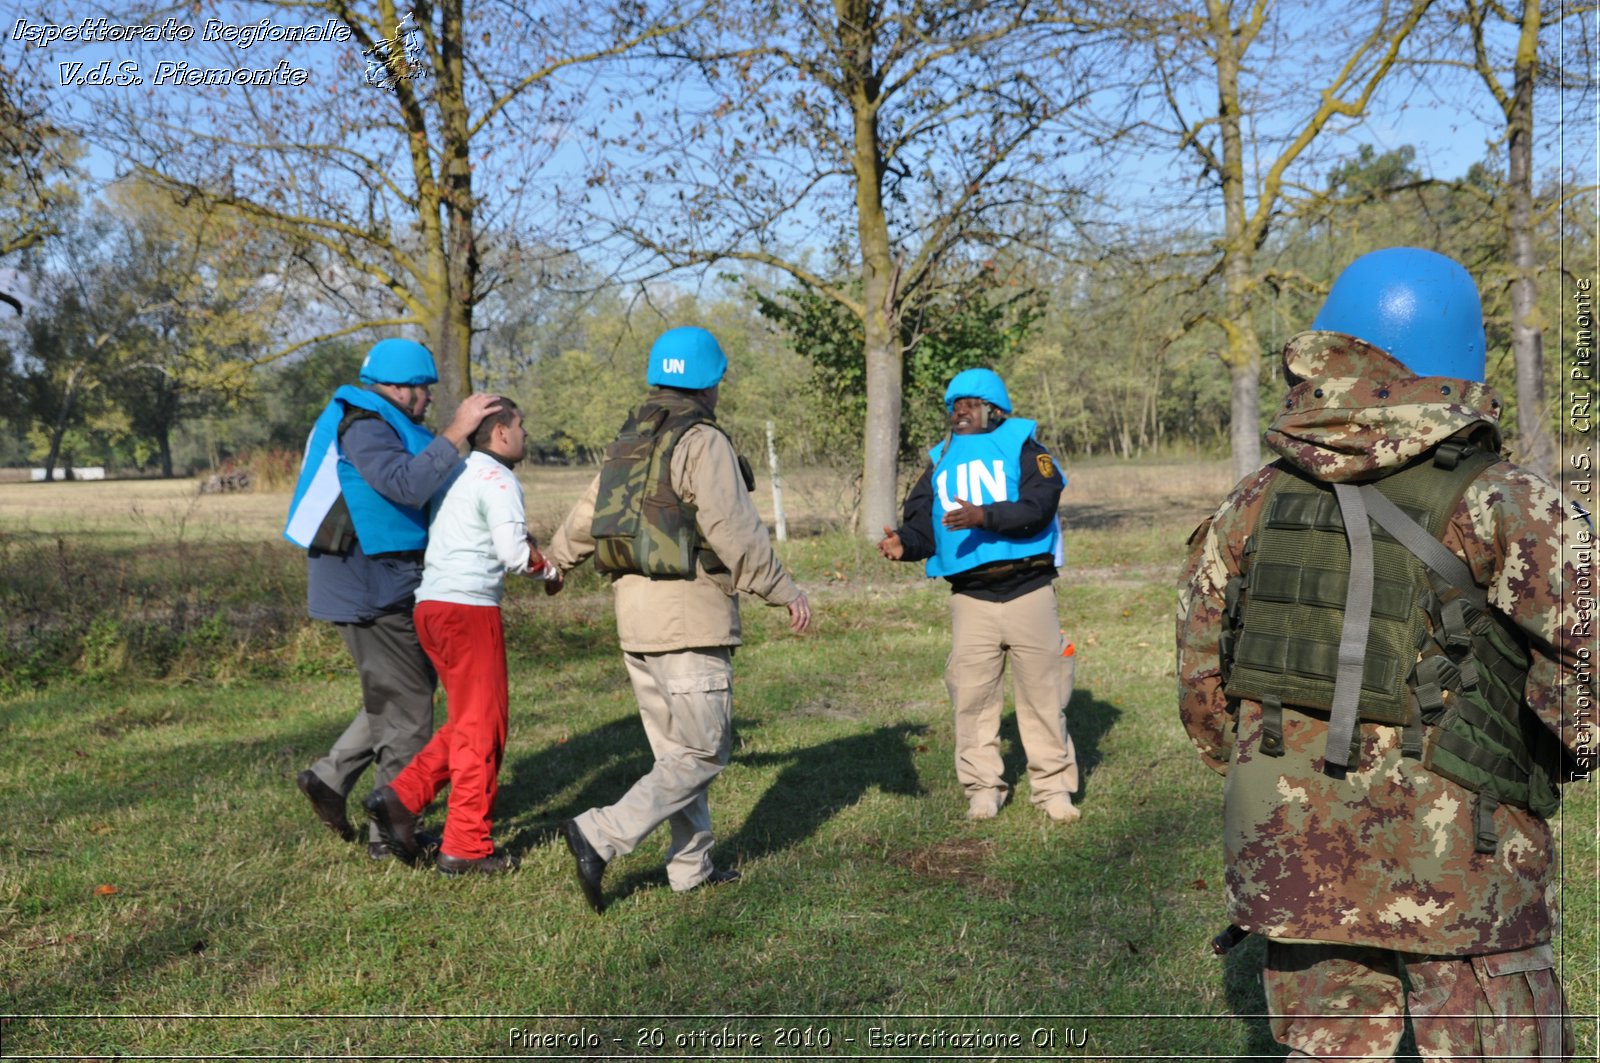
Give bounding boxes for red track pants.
[390,600,507,860]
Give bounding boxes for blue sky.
[11,1,1597,273]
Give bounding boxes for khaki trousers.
[946,583,1078,807]
[574,647,733,891]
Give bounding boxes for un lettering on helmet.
[646,327,727,390]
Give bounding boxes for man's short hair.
[470,396,521,450]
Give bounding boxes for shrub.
[237,448,303,493]
[0,531,312,691]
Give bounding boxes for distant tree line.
[0,0,1592,523]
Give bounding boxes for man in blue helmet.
[878,368,1081,824]
[1178,248,1589,1059]
[284,338,502,858]
[546,326,811,913]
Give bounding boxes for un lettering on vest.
[936,459,1010,511]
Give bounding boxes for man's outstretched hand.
[877,526,905,560]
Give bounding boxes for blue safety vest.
[926,417,1060,578]
[283,385,436,554]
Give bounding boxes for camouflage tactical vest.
[590,390,727,579]
[1222,441,1560,835]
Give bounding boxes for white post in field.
[766,420,787,542]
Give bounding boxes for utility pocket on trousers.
[662,667,733,759]
[1469,944,1569,1062]
[1400,956,1460,1027]
[665,671,731,696]
[1405,944,1569,1061]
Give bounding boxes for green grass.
[0,471,1594,1060]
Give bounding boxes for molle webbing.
[1226,443,1556,830]
[1353,456,1551,818]
[590,391,726,579]
[1223,456,1468,726]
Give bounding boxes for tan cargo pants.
[573,647,733,891]
[946,583,1078,809]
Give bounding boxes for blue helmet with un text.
[943,368,1012,413]
[359,338,439,386]
[1312,247,1486,382]
[647,327,727,389]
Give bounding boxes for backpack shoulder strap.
[1356,444,1501,613]
[1357,486,1486,612]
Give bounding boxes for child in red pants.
[363,398,559,874]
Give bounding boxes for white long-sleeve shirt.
[417,451,533,606]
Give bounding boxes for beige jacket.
[549,422,800,653]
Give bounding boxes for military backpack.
[1222,438,1565,851]
[590,389,732,579]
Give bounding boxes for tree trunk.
[766,420,787,542]
[1210,0,1263,482]
[158,421,173,478]
[1229,357,1262,480]
[436,0,477,419]
[1507,0,1553,476]
[154,375,177,477]
[43,365,83,481]
[860,286,902,537]
[843,1,902,540]
[428,249,475,419]
[384,0,471,421]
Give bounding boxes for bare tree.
[1130,0,1434,481]
[73,0,693,413]
[586,0,1104,536]
[1457,0,1595,476]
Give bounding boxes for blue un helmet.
[647,326,727,389]
[1312,247,1486,382]
[943,368,1012,413]
[359,338,439,386]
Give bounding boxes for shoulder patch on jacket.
[1036,453,1057,480]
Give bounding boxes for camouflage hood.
[1264,331,1504,483]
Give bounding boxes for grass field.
[0,461,1594,1060]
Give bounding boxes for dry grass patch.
[0,479,290,542]
[0,457,1235,545]
[1062,458,1234,532]
[897,836,1010,899]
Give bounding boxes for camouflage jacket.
[1176,332,1593,954]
